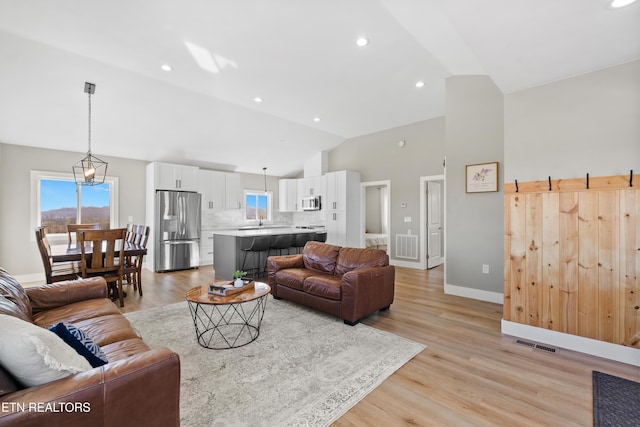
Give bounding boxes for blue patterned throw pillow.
[49,323,108,368]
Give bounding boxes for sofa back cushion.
[302,241,341,274]
[0,268,32,322]
[335,247,389,276]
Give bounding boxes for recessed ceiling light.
[356,37,369,47]
[415,81,425,88]
[611,0,637,8]
[313,117,320,122]
[254,97,263,103]
[161,64,172,71]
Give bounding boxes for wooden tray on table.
[208,280,255,297]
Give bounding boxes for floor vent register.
[515,339,557,354]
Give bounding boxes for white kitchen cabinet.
[278,176,325,212]
[213,172,228,209]
[198,170,241,210]
[324,170,361,247]
[325,170,360,211]
[199,170,213,209]
[153,162,199,192]
[199,170,225,209]
[279,179,299,212]
[325,211,347,246]
[225,172,242,210]
[199,232,214,266]
[298,175,325,198]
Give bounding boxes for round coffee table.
[185,282,270,350]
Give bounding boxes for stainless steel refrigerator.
[155,190,201,272]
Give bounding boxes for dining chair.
[79,228,127,307]
[123,225,150,296]
[125,223,135,243]
[66,223,101,244]
[123,224,138,290]
[35,226,80,284]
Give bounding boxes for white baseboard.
[444,283,504,304]
[502,320,640,367]
[390,259,422,269]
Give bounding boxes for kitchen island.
[212,227,323,280]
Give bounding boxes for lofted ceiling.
[0,0,638,177]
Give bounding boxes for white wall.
[328,117,446,264]
[505,60,640,182]
[0,143,147,276]
[445,76,505,298]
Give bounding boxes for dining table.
[50,241,147,263]
[50,241,147,304]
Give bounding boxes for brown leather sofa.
[267,241,395,325]
[0,269,180,427]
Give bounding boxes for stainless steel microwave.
[301,196,321,211]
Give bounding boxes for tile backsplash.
[201,209,325,229]
[292,211,325,227]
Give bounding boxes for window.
[31,171,119,239]
[244,190,272,222]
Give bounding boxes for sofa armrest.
[341,265,395,324]
[0,348,180,427]
[267,254,303,288]
[26,277,107,314]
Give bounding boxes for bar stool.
[268,234,293,258]
[314,232,328,243]
[292,233,313,254]
[240,236,271,277]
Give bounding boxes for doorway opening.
[359,180,391,254]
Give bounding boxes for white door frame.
[420,174,445,270]
[360,180,391,252]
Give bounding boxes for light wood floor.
[120,265,638,426]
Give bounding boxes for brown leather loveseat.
[0,268,180,427]
[267,241,395,325]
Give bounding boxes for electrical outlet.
[482,264,489,274]
[127,216,134,223]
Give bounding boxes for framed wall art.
[466,162,498,193]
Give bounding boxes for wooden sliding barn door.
[504,175,639,348]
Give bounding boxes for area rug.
[593,371,640,427]
[125,299,425,427]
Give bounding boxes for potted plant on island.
[233,270,247,287]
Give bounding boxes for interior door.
[427,181,443,268]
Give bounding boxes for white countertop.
[211,227,324,237]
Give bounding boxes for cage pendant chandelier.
[73,82,108,186]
